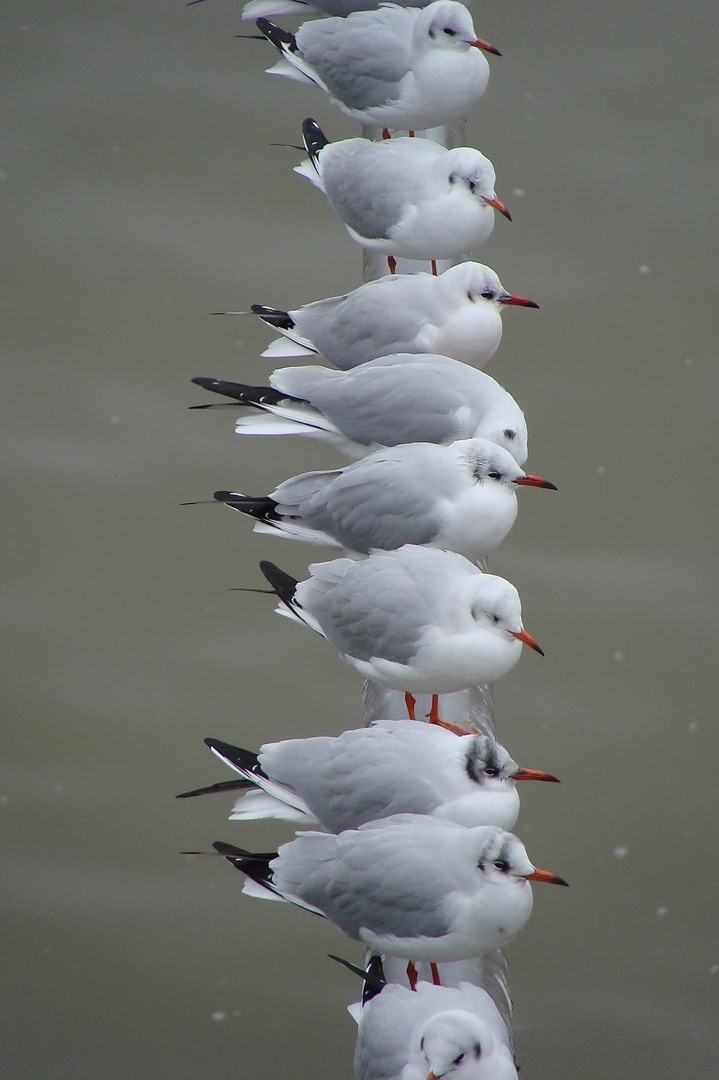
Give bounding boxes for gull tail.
[214,841,325,914]
[260,560,324,635]
[207,736,316,822]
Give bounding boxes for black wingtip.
[205,737,264,777]
[260,560,298,605]
[328,955,386,1003]
[256,17,298,53]
[302,118,329,161]
[251,304,295,330]
[176,778,252,799]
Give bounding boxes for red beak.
[499,293,539,309]
[466,37,501,56]
[514,767,561,783]
[510,627,544,656]
[525,867,569,887]
[514,473,558,491]
[482,195,512,221]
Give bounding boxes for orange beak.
[482,195,512,221]
[514,767,561,783]
[514,473,558,491]
[525,867,569,887]
[510,627,544,656]
[466,37,501,56]
[499,293,539,309]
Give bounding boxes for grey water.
[2,1,718,1077]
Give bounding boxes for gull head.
[416,2,498,57]
[414,1010,496,1080]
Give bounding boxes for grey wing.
[305,276,437,368]
[281,824,457,940]
[315,0,429,14]
[312,357,470,446]
[298,13,412,110]
[311,555,431,664]
[288,722,450,830]
[355,988,414,1080]
[321,142,410,240]
[293,450,443,553]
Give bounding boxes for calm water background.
[3,1,719,1077]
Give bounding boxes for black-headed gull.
[176,721,560,832]
[349,961,517,1080]
[255,3,498,135]
[295,119,510,270]
[251,263,539,368]
[256,545,543,723]
[212,438,556,561]
[191,353,528,464]
[211,815,567,970]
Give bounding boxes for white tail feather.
[229,789,312,823]
[262,336,316,358]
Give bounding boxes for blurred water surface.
[2,1,719,1077]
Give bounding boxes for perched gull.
[256,545,543,723]
[350,962,517,1080]
[191,353,528,464]
[255,3,498,135]
[211,815,567,975]
[212,438,556,561]
[295,119,510,271]
[176,721,560,832]
[250,263,539,369]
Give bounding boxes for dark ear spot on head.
[503,429,515,441]
[473,1043,482,1059]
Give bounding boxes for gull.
[254,3,498,135]
[256,544,543,722]
[211,438,556,561]
[210,815,568,977]
[349,959,517,1080]
[191,353,528,464]
[176,720,560,832]
[250,263,539,368]
[295,119,510,271]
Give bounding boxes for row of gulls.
[184,1,565,1078]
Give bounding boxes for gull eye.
[487,470,502,480]
[480,290,494,300]
[484,766,500,777]
[494,859,510,872]
[452,1053,465,1065]
[467,179,476,193]
[486,612,500,624]
[443,26,457,35]
[503,428,516,441]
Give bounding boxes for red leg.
[405,691,416,720]
[387,255,397,275]
[430,962,441,986]
[382,128,391,140]
[407,961,418,992]
[408,130,415,137]
[431,260,438,276]
[427,695,441,724]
